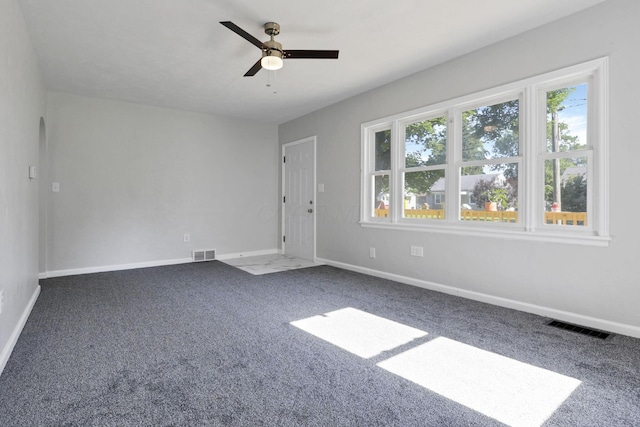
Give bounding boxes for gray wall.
[0,0,46,368]
[45,93,279,273]
[279,0,640,336]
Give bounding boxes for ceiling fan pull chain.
[271,71,278,94]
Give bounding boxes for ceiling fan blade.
[244,59,263,77]
[284,50,339,59]
[220,21,263,49]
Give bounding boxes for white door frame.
[282,136,316,261]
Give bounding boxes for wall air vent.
[192,249,216,262]
[548,320,612,340]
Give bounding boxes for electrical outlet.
[183,234,190,243]
[410,245,424,257]
[369,247,376,258]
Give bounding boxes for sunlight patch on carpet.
[290,307,428,359]
[377,337,581,426]
[292,308,581,425]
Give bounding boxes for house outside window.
[360,58,609,246]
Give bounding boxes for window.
[540,83,590,227]
[402,115,447,219]
[460,97,521,222]
[368,126,391,217]
[361,58,609,245]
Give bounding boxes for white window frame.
[397,110,449,224]
[362,122,393,223]
[360,58,609,246]
[455,91,524,227]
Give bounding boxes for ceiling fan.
[220,21,339,76]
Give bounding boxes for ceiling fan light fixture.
[261,47,283,71]
[261,55,283,71]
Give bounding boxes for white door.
[283,138,315,261]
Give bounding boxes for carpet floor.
[1,261,639,426]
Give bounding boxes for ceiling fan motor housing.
[262,39,283,59]
[263,23,283,59]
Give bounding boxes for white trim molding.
[316,257,640,340]
[43,258,193,278]
[41,249,281,278]
[0,285,40,377]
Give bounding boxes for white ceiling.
[18,0,605,124]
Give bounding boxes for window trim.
[398,111,449,223]
[456,91,524,226]
[360,58,610,246]
[362,122,393,223]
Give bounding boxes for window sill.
[359,221,611,247]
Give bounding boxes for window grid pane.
[460,164,518,223]
[404,117,447,168]
[403,170,446,220]
[374,129,391,171]
[373,174,390,218]
[546,84,588,153]
[544,157,587,226]
[462,99,519,162]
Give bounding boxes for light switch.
[29,165,37,179]
[52,182,60,192]
[318,183,325,193]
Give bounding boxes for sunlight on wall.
[291,308,581,425]
[290,307,427,359]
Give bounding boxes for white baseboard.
[316,257,640,339]
[43,257,193,278]
[40,249,281,279]
[0,285,40,377]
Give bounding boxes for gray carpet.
[1,261,639,426]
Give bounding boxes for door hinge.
[283,235,286,243]
[283,156,286,163]
[283,196,285,203]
